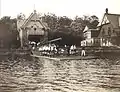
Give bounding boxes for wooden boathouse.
[17,10,49,47]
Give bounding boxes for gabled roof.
[83,26,89,32]
[98,13,120,28]
[83,25,98,32]
[106,13,120,28]
[21,10,49,30]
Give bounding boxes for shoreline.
[0,47,120,60]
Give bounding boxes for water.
[1,55,120,92]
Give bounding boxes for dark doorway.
[28,35,44,43]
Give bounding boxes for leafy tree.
[57,16,72,27]
[90,15,99,28]
[0,16,20,48]
[42,13,99,46]
[41,13,58,30]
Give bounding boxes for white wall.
[84,30,91,39]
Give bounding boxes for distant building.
[81,8,120,47]
[81,25,100,46]
[17,10,49,47]
[97,8,120,46]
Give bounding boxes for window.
[116,31,120,36]
[113,30,114,33]
[113,30,115,33]
[34,28,36,31]
[108,27,111,36]
[102,28,105,35]
[42,28,45,31]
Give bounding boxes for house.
[17,10,49,47]
[81,25,100,46]
[97,8,120,46]
[81,8,120,47]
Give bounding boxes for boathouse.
[17,10,49,47]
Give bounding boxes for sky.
[0,0,120,20]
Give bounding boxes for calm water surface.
[0,55,120,92]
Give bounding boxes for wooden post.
[19,29,23,47]
[100,38,103,46]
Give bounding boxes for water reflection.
[1,56,120,92]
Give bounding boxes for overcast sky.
[1,0,120,20]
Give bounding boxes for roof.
[107,13,120,28]
[98,13,120,28]
[83,25,98,32]
[21,10,49,30]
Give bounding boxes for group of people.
[30,41,86,56]
[37,44,58,56]
[69,45,86,56]
[64,45,77,55]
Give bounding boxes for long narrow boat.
[31,50,98,60]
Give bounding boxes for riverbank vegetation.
[42,14,99,46]
[0,14,99,48]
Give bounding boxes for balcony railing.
[27,29,45,35]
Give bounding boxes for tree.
[90,15,99,28]
[57,16,72,27]
[41,13,58,30]
[41,13,99,46]
[0,16,20,48]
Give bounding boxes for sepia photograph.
[0,0,120,92]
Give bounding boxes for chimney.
[105,8,108,14]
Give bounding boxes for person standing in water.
[81,46,86,56]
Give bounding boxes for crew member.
[81,46,86,56]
